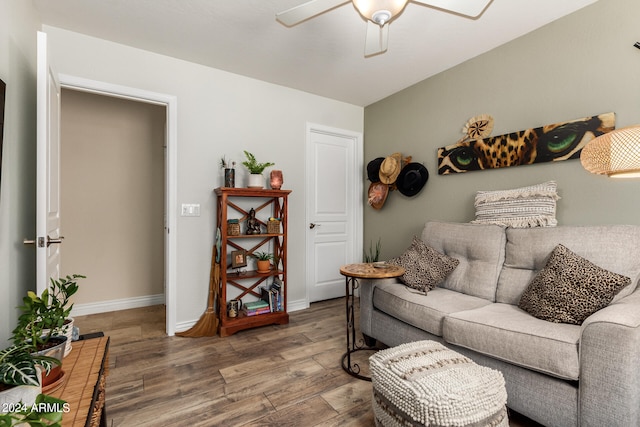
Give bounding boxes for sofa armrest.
[359,278,399,339]
[579,290,640,426]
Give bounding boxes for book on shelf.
[261,284,282,313]
[244,299,269,311]
[242,306,271,317]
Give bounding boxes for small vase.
[248,174,263,188]
[270,170,283,190]
[224,168,235,188]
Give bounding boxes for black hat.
[366,157,385,182]
[397,163,429,197]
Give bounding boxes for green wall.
[364,0,640,259]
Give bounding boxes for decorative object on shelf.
[580,125,640,178]
[270,170,283,190]
[231,250,247,269]
[251,252,274,273]
[267,217,281,234]
[246,208,261,235]
[227,219,240,236]
[438,112,615,175]
[220,156,236,188]
[227,299,242,318]
[242,150,275,189]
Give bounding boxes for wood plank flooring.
[73,298,541,426]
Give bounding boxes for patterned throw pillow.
[472,181,560,228]
[387,237,459,293]
[518,244,631,325]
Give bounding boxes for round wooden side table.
[339,263,405,381]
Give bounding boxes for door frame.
[58,74,178,336]
[304,122,363,304]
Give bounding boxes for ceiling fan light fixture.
[353,0,409,25]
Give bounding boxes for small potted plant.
[241,151,274,189]
[251,252,274,273]
[12,274,84,387]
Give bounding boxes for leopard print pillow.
[387,237,459,293]
[518,244,631,325]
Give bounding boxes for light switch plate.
[181,203,200,217]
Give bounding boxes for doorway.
[60,74,177,336]
[305,123,363,302]
[60,88,165,314]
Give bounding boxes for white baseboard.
[174,298,310,333]
[72,294,165,317]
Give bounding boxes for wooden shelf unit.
[215,187,291,337]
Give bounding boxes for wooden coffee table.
[339,263,405,381]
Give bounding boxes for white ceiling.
[33,0,598,106]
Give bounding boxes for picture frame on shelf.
[231,250,247,268]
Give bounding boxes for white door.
[35,31,62,295]
[306,124,363,302]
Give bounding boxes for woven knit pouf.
[370,340,508,427]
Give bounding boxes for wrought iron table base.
[341,275,376,381]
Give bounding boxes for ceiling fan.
[276,0,492,57]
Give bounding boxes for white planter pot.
[0,377,41,411]
[248,174,264,188]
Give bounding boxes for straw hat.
[368,182,389,210]
[379,153,402,184]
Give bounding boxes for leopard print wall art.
[437,112,615,175]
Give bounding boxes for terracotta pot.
[256,260,271,273]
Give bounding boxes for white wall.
[43,26,364,329]
[0,0,41,346]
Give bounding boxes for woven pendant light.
[580,125,640,178]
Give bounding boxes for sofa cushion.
[421,221,506,301]
[471,181,559,228]
[387,237,460,293]
[518,244,631,325]
[443,303,581,380]
[372,283,492,337]
[496,225,640,305]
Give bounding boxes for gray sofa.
[360,221,640,427]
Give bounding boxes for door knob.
[46,235,65,247]
[309,223,319,229]
[23,237,45,247]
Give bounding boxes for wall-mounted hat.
[368,182,389,210]
[367,157,385,182]
[397,163,429,197]
[379,152,402,184]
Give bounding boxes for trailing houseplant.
[241,151,274,188]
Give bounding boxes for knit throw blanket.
[370,341,508,427]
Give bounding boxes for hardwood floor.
[73,298,541,426]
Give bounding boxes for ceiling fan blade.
[364,21,389,57]
[276,0,350,27]
[411,0,492,18]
